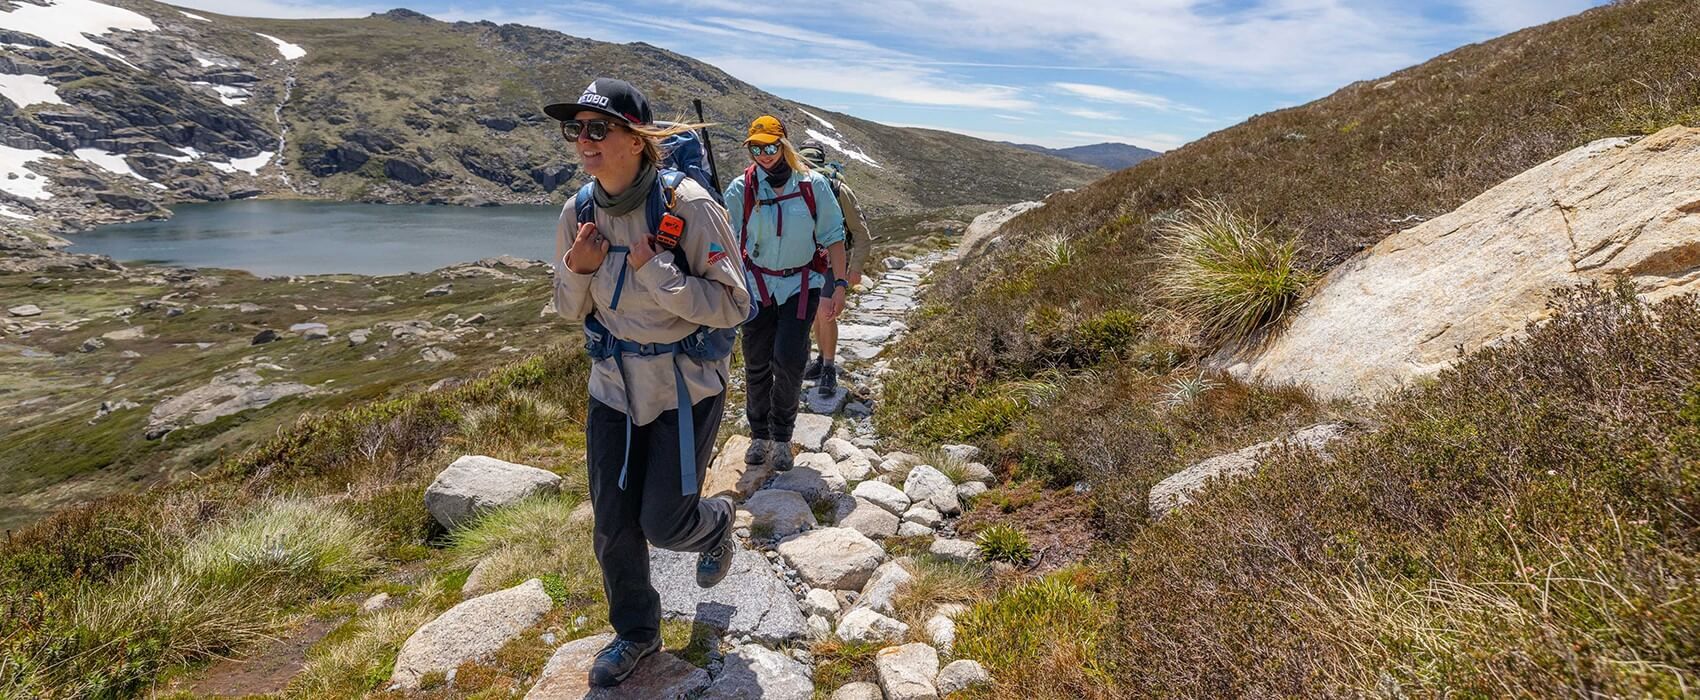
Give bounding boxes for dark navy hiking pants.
[587,391,730,643]
[742,288,820,443]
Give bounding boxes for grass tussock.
[182,498,380,591]
[1154,198,1310,343]
[289,597,441,696]
[891,556,987,640]
[1082,285,1700,697]
[954,568,1114,699]
[447,494,600,609]
[974,525,1033,565]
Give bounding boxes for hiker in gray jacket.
[546,77,751,689]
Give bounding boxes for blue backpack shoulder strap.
[574,182,595,225]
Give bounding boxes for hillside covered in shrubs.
[876,0,1700,696]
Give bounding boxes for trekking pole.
[693,99,723,194]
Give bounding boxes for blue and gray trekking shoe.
[588,635,660,687]
[696,496,738,588]
[744,438,769,464]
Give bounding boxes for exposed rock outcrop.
[1231,127,1700,399]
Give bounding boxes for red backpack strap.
[798,174,817,221]
[739,165,759,247]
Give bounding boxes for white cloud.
[1062,108,1124,121]
[1054,82,1201,113]
[708,55,1035,111]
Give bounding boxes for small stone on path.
[835,497,900,539]
[835,606,909,644]
[776,527,887,590]
[936,659,991,695]
[852,481,910,515]
[832,682,884,700]
[903,465,960,514]
[876,643,941,700]
[8,304,41,317]
[791,413,833,451]
[745,489,815,537]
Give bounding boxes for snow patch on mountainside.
[180,10,211,21]
[0,72,64,108]
[256,33,306,60]
[805,128,881,169]
[1,144,57,200]
[0,0,158,66]
[73,149,146,180]
[209,151,275,175]
[799,108,836,132]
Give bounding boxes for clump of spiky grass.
[975,524,1034,565]
[447,494,598,605]
[182,498,380,591]
[954,569,1113,697]
[891,556,988,638]
[1155,198,1311,344]
[1161,369,1222,409]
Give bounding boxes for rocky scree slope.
[0,0,1101,251]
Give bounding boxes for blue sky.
[174,0,1608,150]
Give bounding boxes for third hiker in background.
[797,139,872,396]
[725,116,848,473]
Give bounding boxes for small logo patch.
[707,242,728,264]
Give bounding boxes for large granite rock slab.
[1231,127,1700,399]
[650,547,807,642]
[391,579,553,689]
[702,644,814,700]
[776,527,887,591]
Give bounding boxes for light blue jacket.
[723,166,845,306]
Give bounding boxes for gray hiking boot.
[801,354,824,381]
[588,635,661,687]
[817,362,838,396]
[696,496,738,588]
[771,446,794,472]
[744,438,769,465]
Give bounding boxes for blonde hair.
[629,119,715,167]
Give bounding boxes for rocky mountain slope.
[0,0,1102,249]
[1009,141,1161,170]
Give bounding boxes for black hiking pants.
[742,288,820,443]
[587,391,731,643]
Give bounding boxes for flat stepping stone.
[776,527,887,590]
[802,386,849,415]
[791,413,833,451]
[876,643,940,700]
[703,435,773,501]
[744,489,815,537]
[649,547,807,642]
[525,632,709,699]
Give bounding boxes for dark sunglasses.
[747,143,780,157]
[561,119,618,142]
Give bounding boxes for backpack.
[736,165,832,319]
[659,129,720,199]
[572,168,748,497]
[573,169,748,362]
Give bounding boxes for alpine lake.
[67,200,567,276]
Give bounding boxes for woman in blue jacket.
[723,115,847,472]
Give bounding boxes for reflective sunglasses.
[747,143,781,157]
[561,119,617,142]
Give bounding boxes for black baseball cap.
[544,78,652,126]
